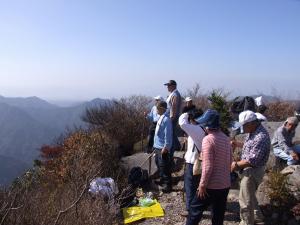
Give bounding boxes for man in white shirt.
[179,109,206,215]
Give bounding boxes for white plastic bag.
[88,177,118,199]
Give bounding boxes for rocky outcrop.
[282,165,300,201]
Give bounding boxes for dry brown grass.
[265,101,295,121]
[83,95,151,156]
[0,129,126,225]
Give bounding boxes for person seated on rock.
[272,116,300,165]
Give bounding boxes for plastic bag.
[88,177,118,199]
[122,199,164,224]
[139,197,155,207]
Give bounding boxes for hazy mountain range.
[0,96,109,186]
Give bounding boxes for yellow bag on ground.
[122,199,164,224]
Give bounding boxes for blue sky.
[0,0,299,101]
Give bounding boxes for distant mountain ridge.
[0,95,57,109]
[0,96,109,186]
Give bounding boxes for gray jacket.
[271,125,295,153]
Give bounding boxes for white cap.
[239,110,257,126]
[185,97,192,102]
[232,110,257,133]
[154,95,164,101]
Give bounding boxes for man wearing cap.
[164,80,182,153]
[182,97,196,114]
[178,109,205,216]
[186,109,232,225]
[272,116,300,165]
[144,95,164,152]
[153,101,173,193]
[231,110,271,225]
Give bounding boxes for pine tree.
[207,89,232,136]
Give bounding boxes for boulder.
[266,150,286,172]
[121,152,157,176]
[256,175,271,206]
[285,165,300,201]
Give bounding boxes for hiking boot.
[254,219,265,225]
[180,210,189,217]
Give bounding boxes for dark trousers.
[184,163,201,211]
[146,122,157,151]
[154,148,172,186]
[170,118,181,155]
[186,188,229,225]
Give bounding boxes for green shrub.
[207,89,232,136]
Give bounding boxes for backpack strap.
[192,143,200,153]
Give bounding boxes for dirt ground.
[122,121,300,225]
[129,151,240,225]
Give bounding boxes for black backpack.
[128,167,149,188]
[231,96,256,115]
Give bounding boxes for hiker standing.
[144,95,164,153]
[186,109,232,225]
[182,97,196,114]
[164,80,182,153]
[255,96,268,122]
[231,110,271,225]
[153,101,173,193]
[178,109,205,216]
[272,116,300,165]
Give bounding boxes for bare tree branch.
[53,183,88,225]
[0,193,17,225]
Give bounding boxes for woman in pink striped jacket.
[186,109,232,225]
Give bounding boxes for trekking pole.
[141,118,145,153]
[138,151,155,168]
[148,151,152,176]
[182,137,187,202]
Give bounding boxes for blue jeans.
[154,148,172,186]
[184,163,201,211]
[186,188,229,225]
